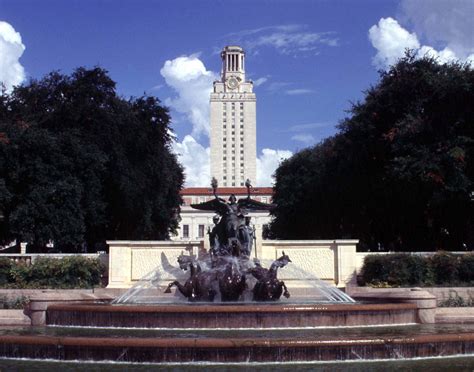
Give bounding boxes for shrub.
[360,255,388,285]
[458,254,474,283]
[360,252,473,287]
[360,254,430,286]
[0,256,105,289]
[438,291,474,307]
[430,252,459,285]
[0,295,30,309]
[0,258,13,285]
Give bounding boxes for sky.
[0,0,473,186]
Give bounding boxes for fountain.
[0,179,473,366]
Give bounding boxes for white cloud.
[266,81,292,93]
[172,135,210,187]
[256,148,293,186]
[160,55,218,138]
[291,134,315,145]
[0,21,26,92]
[285,88,313,95]
[400,0,474,59]
[369,18,420,69]
[369,17,474,70]
[287,122,330,132]
[253,77,268,87]
[228,25,338,56]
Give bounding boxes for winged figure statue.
[191,178,273,257]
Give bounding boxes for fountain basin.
[46,302,417,328]
[0,328,473,363]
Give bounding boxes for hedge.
[0,256,105,289]
[359,252,474,287]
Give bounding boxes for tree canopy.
[271,53,474,251]
[0,67,184,252]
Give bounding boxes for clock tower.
[210,46,257,186]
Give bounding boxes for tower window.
[223,156,226,160]
[232,144,235,147]
[223,144,226,148]
[240,144,243,147]
[240,119,244,122]
[240,137,244,141]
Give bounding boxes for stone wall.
[107,239,359,289]
[107,240,204,288]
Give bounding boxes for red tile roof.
[180,187,273,196]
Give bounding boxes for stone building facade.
[210,46,256,187]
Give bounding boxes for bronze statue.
[164,253,217,302]
[164,178,290,303]
[191,178,272,257]
[248,252,291,301]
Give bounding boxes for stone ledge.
[0,309,30,326]
[348,287,437,324]
[436,307,474,324]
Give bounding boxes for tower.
[210,46,256,187]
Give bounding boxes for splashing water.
[112,252,354,304]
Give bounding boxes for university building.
[210,45,256,186]
[174,46,272,246]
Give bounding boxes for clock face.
[227,77,239,90]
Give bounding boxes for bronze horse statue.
[216,253,247,302]
[164,254,217,302]
[248,252,291,301]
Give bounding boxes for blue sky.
[1,0,472,185]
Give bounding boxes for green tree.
[271,53,474,251]
[0,67,184,252]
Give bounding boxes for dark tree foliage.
[271,53,474,251]
[0,68,184,252]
